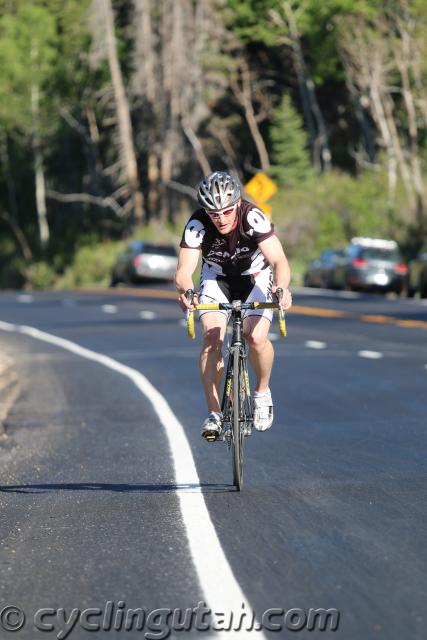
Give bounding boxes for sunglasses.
[205,204,237,218]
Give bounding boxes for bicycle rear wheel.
[232,348,244,490]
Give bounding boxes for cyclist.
[175,171,292,441]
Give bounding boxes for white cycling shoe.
[253,390,274,431]
[201,412,222,442]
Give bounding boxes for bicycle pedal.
[203,431,220,442]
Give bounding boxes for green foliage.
[0,1,58,132]
[225,0,279,45]
[269,94,313,187]
[54,241,124,289]
[22,222,183,290]
[24,261,58,290]
[271,167,410,284]
[0,0,426,290]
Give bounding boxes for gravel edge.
[0,356,21,436]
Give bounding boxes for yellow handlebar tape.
[278,312,287,337]
[187,311,195,340]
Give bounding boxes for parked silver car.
[111,241,178,285]
[303,249,344,289]
[330,237,408,294]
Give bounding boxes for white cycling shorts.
[198,267,273,322]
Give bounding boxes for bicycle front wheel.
[232,348,244,490]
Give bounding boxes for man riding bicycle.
[175,171,292,441]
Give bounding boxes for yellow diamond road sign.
[259,203,272,216]
[244,172,277,204]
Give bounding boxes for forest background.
[0,0,426,289]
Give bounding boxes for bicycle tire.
[232,347,244,490]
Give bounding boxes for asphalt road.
[0,287,426,640]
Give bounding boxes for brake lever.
[185,289,195,319]
[275,287,285,317]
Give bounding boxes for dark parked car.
[111,241,178,285]
[330,237,408,294]
[303,249,344,289]
[407,243,427,298]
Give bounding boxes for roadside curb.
[0,356,20,437]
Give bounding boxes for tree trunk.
[396,32,425,226]
[147,146,160,217]
[31,81,50,248]
[0,133,19,223]
[102,0,145,225]
[135,0,156,105]
[239,60,270,172]
[181,118,212,175]
[382,91,416,212]
[346,76,376,164]
[208,120,242,176]
[283,1,331,172]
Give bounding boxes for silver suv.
[331,237,408,294]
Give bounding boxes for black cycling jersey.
[180,199,275,277]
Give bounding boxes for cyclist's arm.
[259,235,292,298]
[175,247,200,309]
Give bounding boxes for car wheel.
[420,278,427,299]
[406,284,415,298]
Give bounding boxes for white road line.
[101,305,118,314]
[0,320,266,638]
[17,295,34,303]
[305,340,327,349]
[358,350,383,359]
[139,310,157,320]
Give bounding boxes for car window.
[345,245,359,259]
[129,241,144,254]
[360,247,401,261]
[139,245,177,257]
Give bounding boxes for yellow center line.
[76,288,427,330]
[358,314,394,324]
[290,305,350,318]
[393,319,427,330]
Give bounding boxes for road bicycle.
[185,289,286,491]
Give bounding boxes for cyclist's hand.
[178,290,198,312]
[273,286,292,309]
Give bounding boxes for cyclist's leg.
[198,272,230,414]
[242,268,274,392]
[243,315,273,393]
[199,311,228,413]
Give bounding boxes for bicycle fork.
[221,308,252,442]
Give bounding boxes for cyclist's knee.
[246,332,268,351]
[202,327,223,352]
[245,317,270,351]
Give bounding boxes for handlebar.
[184,288,286,339]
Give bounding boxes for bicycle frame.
[219,303,252,489]
[184,291,286,490]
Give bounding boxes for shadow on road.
[0,482,235,493]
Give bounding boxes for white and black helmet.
[197,171,241,210]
